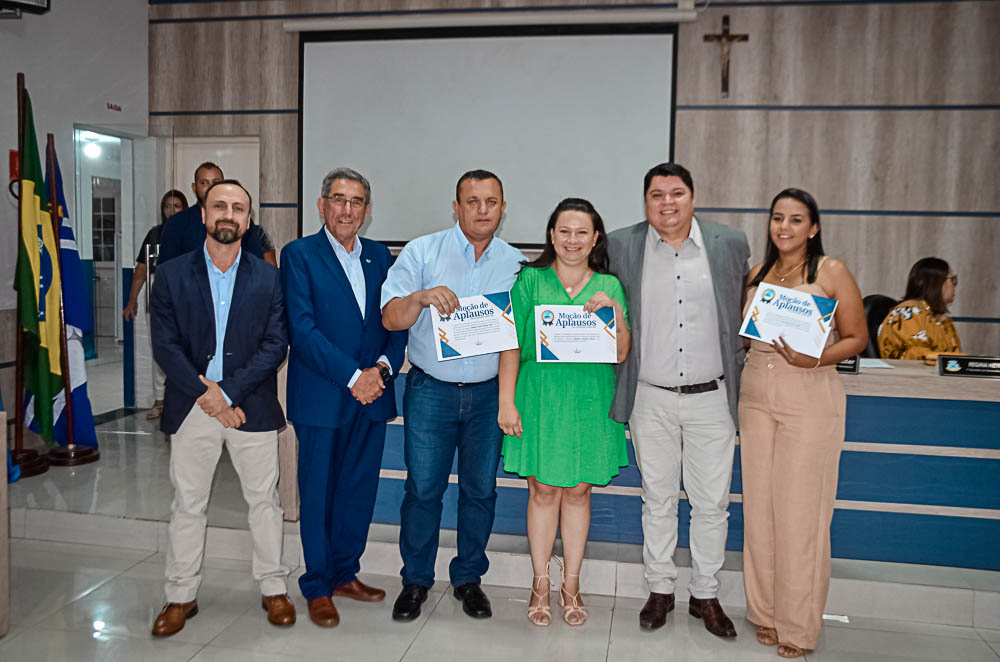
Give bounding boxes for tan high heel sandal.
[554,557,587,626]
[527,566,552,627]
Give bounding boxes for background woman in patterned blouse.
[878,257,961,360]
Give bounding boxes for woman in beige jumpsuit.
[739,189,868,658]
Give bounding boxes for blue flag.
[24,148,99,449]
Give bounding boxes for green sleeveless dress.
[501,267,629,487]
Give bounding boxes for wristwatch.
[376,363,391,383]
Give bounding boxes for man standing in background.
[158,161,276,265]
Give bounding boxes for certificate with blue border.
[535,304,617,363]
[740,283,838,358]
[432,291,518,361]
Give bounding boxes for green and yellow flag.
[14,90,63,444]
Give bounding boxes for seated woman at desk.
[878,257,962,360]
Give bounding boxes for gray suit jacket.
[607,217,750,426]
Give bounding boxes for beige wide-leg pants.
[165,405,288,603]
[738,350,845,650]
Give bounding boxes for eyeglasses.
[947,274,958,286]
[324,194,367,210]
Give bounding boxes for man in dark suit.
[158,161,276,266]
[150,179,295,637]
[280,168,406,628]
[608,163,750,638]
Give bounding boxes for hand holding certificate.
[535,304,617,363]
[740,283,838,359]
[431,292,518,361]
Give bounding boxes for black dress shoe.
[392,584,429,622]
[639,592,675,630]
[688,596,737,638]
[453,583,492,619]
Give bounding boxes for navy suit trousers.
[296,413,386,599]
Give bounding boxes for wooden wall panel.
[677,3,1000,106]
[150,113,298,203]
[674,109,1000,212]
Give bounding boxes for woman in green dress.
[498,198,631,628]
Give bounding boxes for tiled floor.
[6,405,1000,660]
[2,538,999,661]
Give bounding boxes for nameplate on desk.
[937,355,1000,379]
[836,356,859,374]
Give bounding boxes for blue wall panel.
[845,395,1000,449]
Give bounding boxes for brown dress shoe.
[688,596,737,638]
[151,600,198,637]
[334,578,387,603]
[639,592,675,630]
[261,594,297,626]
[307,596,340,627]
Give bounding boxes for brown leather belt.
[652,375,724,395]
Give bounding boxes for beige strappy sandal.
[527,567,552,627]
[554,557,587,626]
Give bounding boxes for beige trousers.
[165,405,288,603]
[629,381,737,598]
[738,350,845,649]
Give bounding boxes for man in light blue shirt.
[202,243,239,405]
[382,170,524,622]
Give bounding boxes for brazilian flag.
[14,90,63,445]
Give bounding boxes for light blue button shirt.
[324,228,390,388]
[380,223,525,383]
[204,243,240,405]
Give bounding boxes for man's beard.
[210,221,242,245]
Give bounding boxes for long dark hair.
[749,188,825,288]
[521,198,610,274]
[904,257,951,315]
[160,189,189,223]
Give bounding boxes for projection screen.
[300,25,676,245]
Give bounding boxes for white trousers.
[629,381,736,598]
[165,405,288,602]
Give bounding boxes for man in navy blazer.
[281,168,406,628]
[150,180,295,636]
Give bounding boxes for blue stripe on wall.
[149,109,297,116]
[122,268,135,409]
[831,510,1000,570]
[837,451,1000,509]
[80,259,96,360]
[845,396,1000,449]
[953,317,1000,324]
[678,104,1000,111]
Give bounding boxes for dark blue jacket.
[158,204,269,265]
[150,248,287,434]
[280,231,406,428]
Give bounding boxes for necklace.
[773,258,806,282]
[558,268,592,295]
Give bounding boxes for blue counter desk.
[373,360,999,570]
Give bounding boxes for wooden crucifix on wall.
[703,15,749,99]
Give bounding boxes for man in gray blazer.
[608,163,749,638]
